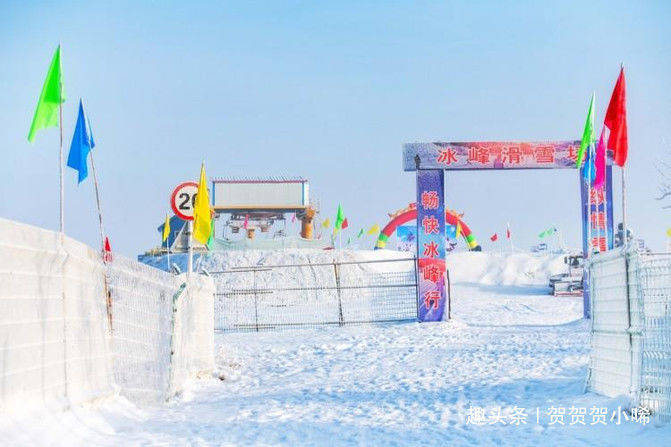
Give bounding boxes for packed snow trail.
[3,252,670,445]
[10,320,667,445]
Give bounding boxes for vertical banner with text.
[579,165,614,318]
[416,170,447,322]
[580,168,614,255]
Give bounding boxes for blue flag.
[67,100,95,183]
[582,143,596,184]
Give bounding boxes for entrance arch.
[404,141,614,322]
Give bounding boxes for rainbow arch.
[375,205,480,251]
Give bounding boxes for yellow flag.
[193,163,212,244]
[456,222,462,239]
[666,228,671,238]
[366,224,380,236]
[322,218,331,228]
[162,214,171,242]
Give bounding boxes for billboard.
[403,141,585,171]
[212,179,308,211]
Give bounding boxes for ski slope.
[3,251,670,446]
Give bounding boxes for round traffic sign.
[170,182,199,221]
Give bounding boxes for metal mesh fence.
[107,255,216,403]
[588,250,671,423]
[106,255,177,404]
[213,258,419,331]
[635,253,671,422]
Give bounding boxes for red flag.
[594,126,607,189]
[103,237,112,263]
[341,218,349,230]
[506,226,511,239]
[243,214,249,229]
[490,233,498,242]
[604,67,628,166]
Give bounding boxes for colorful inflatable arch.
[375,204,481,251]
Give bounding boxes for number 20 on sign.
[170,181,199,221]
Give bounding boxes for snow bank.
[141,248,412,273]
[446,251,566,285]
[142,248,565,283]
[0,218,113,413]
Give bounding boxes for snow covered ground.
[3,251,670,446]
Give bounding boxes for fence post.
[106,286,113,334]
[413,256,420,321]
[103,265,113,334]
[333,260,344,326]
[167,282,187,401]
[253,269,259,332]
[623,251,631,395]
[446,268,451,321]
[585,256,596,392]
[307,257,319,301]
[626,250,643,408]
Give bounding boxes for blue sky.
[1,1,669,255]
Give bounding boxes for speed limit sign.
[170,182,199,220]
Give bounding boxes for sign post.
[170,182,198,274]
[187,221,193,275]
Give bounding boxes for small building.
[212,177,316,239]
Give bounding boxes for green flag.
[538,227,556,239]
[28,46,65,143]
[334,204,345,234]
[206,217,215,250]
[357,228,364,238]
[575,93,595,168]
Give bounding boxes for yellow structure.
[299,207,316,239]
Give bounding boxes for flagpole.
[587,154,593,259]
[187,220,193,275]
[59,96,64,233]
[89,150,106,253]
[621,167,627,249]
[166,220,171,270]
[620,63,629,249]
[166,237,171,271]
